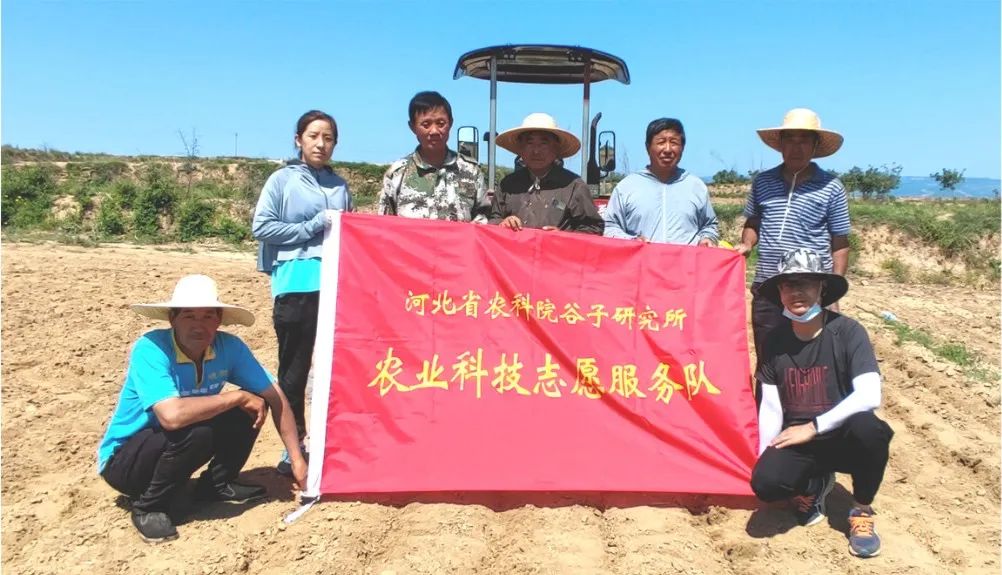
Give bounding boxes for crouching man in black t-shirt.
[750,248,893,559]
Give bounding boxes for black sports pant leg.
[101,423,214,513]
[272,291,320,437]
[200,408,261,489]
[827,412,894,505]
[750,443,819,502]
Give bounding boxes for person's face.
[410,107,452,154]
[295,119,336,169]
[170,307,222,357]
[779,130,817,173]
[778,277,824,315]
[519,132,559,173]
[647,129,684,174]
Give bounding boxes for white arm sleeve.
[758,384,783,455]
[814,371,882,434]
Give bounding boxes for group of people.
[96,92,892,559]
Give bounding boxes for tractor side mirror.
[598,131,616,173]
[457,126,479,162]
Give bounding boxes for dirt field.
[2,240,999,574]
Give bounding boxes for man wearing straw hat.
[603,117,719,245]
[750,248,892,558]
[97,275,307,544]
[735,108,851,360]
[489,112,603,234]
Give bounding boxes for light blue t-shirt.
[271,257,322,298]
[96,329,273,472]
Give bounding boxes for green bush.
[141,163,177,196]
[65,161,130,185]
[216,216,251,245]
[175,197,216,241]
[1,165,59,228]
[236,160,280,202]
[111,180,140,209]
[132,181,177,239]
[97,198,127,236]
[711,169,750,185]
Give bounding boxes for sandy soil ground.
[2,241,999,574]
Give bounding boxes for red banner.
[306,213,758,496]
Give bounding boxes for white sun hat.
[495,113,581,159]
[756,108,844,158]
[130,274,255,326]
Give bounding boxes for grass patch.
[714,203,744,226]
[881,318,993,381]
[851,199,1000,259]
[880,257,911,282]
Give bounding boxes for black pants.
[750,282,785,362]
[273,291,320,438]
[101,408,259,513]
[750,411,894,506]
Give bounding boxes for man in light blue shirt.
[603,118,718,246]
[97,275,306,544]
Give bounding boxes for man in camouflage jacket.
[379,91,488,222]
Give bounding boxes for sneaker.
[276,443,308,477]
[848,508,881,557]
[131,510,179,543]
[194,479,267,504]
[793,472,835,527]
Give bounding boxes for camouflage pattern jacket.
[378,147,488,222]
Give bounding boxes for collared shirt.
[602,168,719,245]
[744,162,850,283]
[490,165,603,234]
[96,329,273,472]
[378,147,489,222]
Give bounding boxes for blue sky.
[3,0,999,179]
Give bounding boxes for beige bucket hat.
[496,113,581,158]
[131,274,255,326]
[756,108,844,158]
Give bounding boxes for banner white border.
[302,211,342,499]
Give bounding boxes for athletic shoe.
[131,510,179,543]
[276,443,308,477]
[793,472,835,527]
[848,507,881,557]
[193,478,267,504]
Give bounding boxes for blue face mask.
[783,303,823,323]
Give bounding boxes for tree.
[711,169,750,186]
[178,128,200,194]
[930,168,966,192]
[839,164,902,200]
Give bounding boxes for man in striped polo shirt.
[735,108,851,360]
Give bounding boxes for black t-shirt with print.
[756,312,879,432]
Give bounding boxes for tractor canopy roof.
[453,44,630,85]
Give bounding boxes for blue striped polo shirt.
[744,163,850,284]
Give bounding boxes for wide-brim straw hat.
[496,113,581,158]
[758,248,849,308]
[131,274,255,326]
[756,108,844,158]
